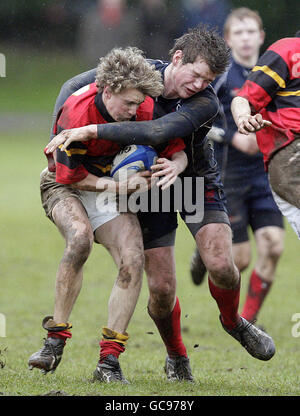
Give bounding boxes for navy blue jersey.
[213,59,264,178]
[148,60,223,188]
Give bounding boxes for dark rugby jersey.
[237,37,300,168]
[136,60,224,190]
[47,82,185,184]
[213,59,264,178]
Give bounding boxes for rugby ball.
[110,145,158,181]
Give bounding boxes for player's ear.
[172,50,183,66]
[103,86,111,99]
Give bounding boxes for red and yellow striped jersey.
[237,37,300,169]
[45,83,185,184]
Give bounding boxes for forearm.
[171,151,188,174]
[71,173,118,193]
[97,112,195,146]
[231,97,252,127]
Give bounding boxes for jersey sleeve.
[55,142,89,184]
[52,96,92,184]
[157,138,186,159]
[50,69,97,141]
[238,46,290,112]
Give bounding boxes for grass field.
[1,131,300,399]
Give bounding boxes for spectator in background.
[179,0,232,35]
[77,0,139,66]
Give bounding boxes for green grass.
[1,48,87,113]
[1,133,300,397]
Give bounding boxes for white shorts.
[78,189,120,232]
[271,187,300,240]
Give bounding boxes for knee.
[148,277,176,317]
[149,277,175,300]
[148,269,176,307]
[265,234,284,262]
[65,228,94,266]
[207,256,238,288]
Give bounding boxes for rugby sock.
[43,317,72,344]
[241,270,272,322]
[47,329,72,344]
[208,276,241,330]
[99,327,128,362]
[148,296,187,358]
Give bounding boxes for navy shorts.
[137,175,230,249]
[224,171,284,244]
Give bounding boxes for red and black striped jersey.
[45,83,185,184]
[237,37,300,168]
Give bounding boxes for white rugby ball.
[110,145,158,181]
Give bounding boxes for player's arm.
[70,171,153,194]
[231,44,293,134]
[45,91,219,153]
[231,96,271,134]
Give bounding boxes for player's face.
[171,52,216,99]
[103,87,146,121]
[225,17,264,62]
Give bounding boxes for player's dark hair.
[169,24,230,75]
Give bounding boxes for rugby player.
[190,8,285,326]
[28,47,187,383]
[45,26,276,380]
[231,31,300,240]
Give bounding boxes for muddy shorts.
[40,168,82,222]
[40,168,119,228]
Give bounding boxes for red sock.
[208,276,241,330]
[47,330,72,345]
[241,270,272,322]
[148,296,187,358]
[99,341,125,363]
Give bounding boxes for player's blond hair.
[95,47,164,97]
[224,8,263,36]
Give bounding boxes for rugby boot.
[164,356,194,382]
[28,316,72,374]
[220,315,275,361]
[28,337,65,374]
[190,248,207,285]
[93,354,130,384]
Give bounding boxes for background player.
[190,8,285,326]
[231,32,300,239]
